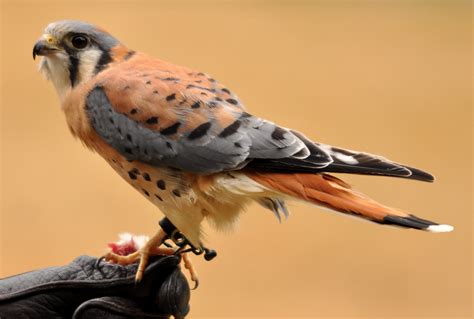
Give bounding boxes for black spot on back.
[188,122,211,140]
[130,108,138,114]
[163,77,180,81]
[191,101,200,109]
[123,50,136,60]
[186,84,216,93]
[146,117,158,124]
[166,93,176,101]
[142,173,151,181]
[219,120,241,138]
[172,189,181,197]
[160,122,181,136]
[226,98,239,105]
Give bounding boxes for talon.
[192,278,199,290]
[95,256,106,269]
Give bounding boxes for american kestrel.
[33,20,453,282]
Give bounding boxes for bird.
[33,20,453,282]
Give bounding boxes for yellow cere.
[43,34,57,45]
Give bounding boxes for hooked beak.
[33,39,58,60]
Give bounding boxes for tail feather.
[248,172,453,232]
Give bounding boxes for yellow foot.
[182,252,199,289]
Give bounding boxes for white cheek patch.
[78,49,103,83]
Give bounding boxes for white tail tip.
[427,224,454,233]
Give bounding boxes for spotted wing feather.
[85,57,310,173]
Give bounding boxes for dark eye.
[71,35,88,49]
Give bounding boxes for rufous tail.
[248,172,453,232]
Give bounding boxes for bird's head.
[33,20,125,100]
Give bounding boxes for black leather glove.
[0,255,190,319]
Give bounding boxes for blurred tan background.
[1,0,472,318]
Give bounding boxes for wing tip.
[406,166,435,183]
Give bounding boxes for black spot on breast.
[197,72,205,76]
[188,122,212,140]
[215,97,223,102]
[128,171,137,180]
[234,142,242,148]
[191,101,200,109]
[153,90,159,94]
[160,122,181,136]
[222,88,231,94]
[240,112,252,119]
[208,78,216,83]
[172,189,181,197]
[146,80,151,85]
[146,117,158,124]
[219,120,241,137]
[157,180,166,190]
[124,85,130,90]
[142,173,151,181]
[271,127,287,140]
[130,108,138,114]
[166,93,176,101]
[207,101,218,108]
[194,80,202,83]
[226,98,239,105]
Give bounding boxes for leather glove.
[0,255,190,319]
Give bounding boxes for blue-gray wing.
[85,85,324,174]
